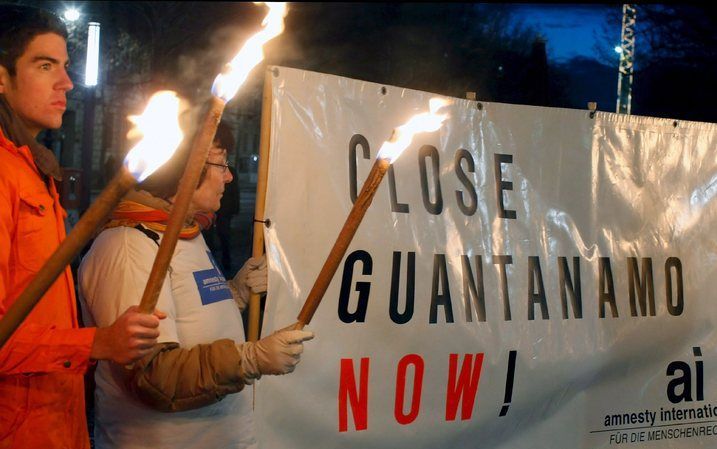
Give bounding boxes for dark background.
[36,2,716,119]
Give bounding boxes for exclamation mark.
[499,350,517,417]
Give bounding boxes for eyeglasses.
[205,161,231,173]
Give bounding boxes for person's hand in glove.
[229,255,268,311]
[236,325,314,383]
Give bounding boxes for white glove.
[229,255,267,311]
[236,326,314,383]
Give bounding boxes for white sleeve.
[78,227,179,344]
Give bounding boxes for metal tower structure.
[616,4,637,114]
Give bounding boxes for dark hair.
[138,121,235,199]
[213,121,236,155]
[0,4,68,76]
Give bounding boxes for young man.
[0,5,163,448]
[79,136,314,448]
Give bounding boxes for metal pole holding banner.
[616,4,637,114]
[248,67,275,342]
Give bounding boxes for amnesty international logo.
[590,347,716,445]
[192,251,232,305]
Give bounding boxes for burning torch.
[137,2,288,314]
[295,98,450,329]
[0,91,184,348]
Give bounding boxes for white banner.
[255,66,717,449]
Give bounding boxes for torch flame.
[377,97,450,163]
[123,91,184,182]
[212,2,288,102]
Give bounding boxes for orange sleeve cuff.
[0,325,97,375]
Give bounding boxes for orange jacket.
[0,129,95,449]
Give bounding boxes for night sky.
[510,4,621,61]
[33,2,717,123]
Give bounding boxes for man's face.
[0,32,73,136]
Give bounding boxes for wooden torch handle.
[138,96,226,313]
[0,168,136,348]
[295,157,390,327]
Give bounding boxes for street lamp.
[80,20,101,210]
[63,8,80,22]
[85,22,100,86]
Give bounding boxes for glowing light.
[212,2,288,102]
[85,22,100,86]
[614,45,623,54]
[377,98,450,163]
[64,8,80,22]
[124,91,185,182]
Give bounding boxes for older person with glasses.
[206,160,231,172]
[201,122,243,274]
[77,121,314,449]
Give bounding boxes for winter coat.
[0,128,95,449]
